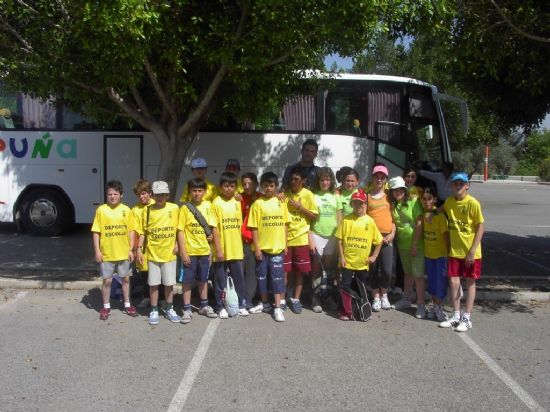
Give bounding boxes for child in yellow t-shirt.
[247,172,290,322]
[284,166,319,314]
[136,181,180,325]
[413,186,449,322]
[131,179,154,300]
[177,178,218,323]
[179,157,218,202]
[439,172,484,332]
[211,172,248,318]
[91,180,137,321]
[335,191,383,321]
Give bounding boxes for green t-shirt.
[336,188,358,217]
[392,197,424,251]
[311,191,338,237]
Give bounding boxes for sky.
[324,54,353,71]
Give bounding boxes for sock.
[453,310,460,319]
[151,305,158,312]
[463,312,471,320]
[183,304,192,311]
[124,301,130,308]
[382,293,388,299]
[103,303,110,309]
[200,299,208,308]
[280,299,286,306]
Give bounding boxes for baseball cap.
[191,157,207,169]
[152,181,170,194]
[388,176,406,190]
[450,172,469,183]
[226,158,240,170]
[350,191,367,203]
[372,165,388,176]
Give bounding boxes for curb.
[1,277,548,303]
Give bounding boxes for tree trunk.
[154,127,198,202]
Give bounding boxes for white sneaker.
[393,296,412,310]
[381,295,391,310]
[249,302,265,314]
[198,305,218,318]
[218,308,229,319]
[372,298,381,312]
[439,314,460,328]
[148,310,159,325]
[238,308,249,316]
[455,316,472,332]
[273,307,285,322]
[180,310,192,324]
[415,304,426,319]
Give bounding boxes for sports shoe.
[280,300,287,311]
[393,296,412,310]
[124,306,138,317]
[415,304,426,319]
[164,307,181,323]
[290,299,302,314]
[99,308,111,321]
[381,295,391,310]
[312,295,323,313]
[372,298,381,312]
[148,310,159,325]
[218,308,229,319]
[180,310,192,324]
[455,316,472,332]
[198,305,218,318]
[338,312,350,321]
[238,308,250,316]
[426,308,435,319]
[434,306,447,322]
[439,313,460,328]
[273,307,285,322]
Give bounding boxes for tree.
[0,0,451,196]
[448,0,550,131]
[516,129,550,175]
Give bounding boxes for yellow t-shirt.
[139,202,179,262]
[407,185,422,200]
[423,211,448,259]
[444,194,484,259]
[335,213,383,271]
[284,187,318,247]
[211,196,243,261]
[91,203,135,261]
[131,200,154,271]
[247,196,289,255]
[177,201,215,256]
[179,179,218,203]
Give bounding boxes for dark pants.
[243,244,257,308]
[341,268,369,288]
[369,241,393,290]
[213,260,246,310]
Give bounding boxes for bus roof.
[301,70,438,91]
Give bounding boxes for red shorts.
[447,257,482,279]
[284,245,311,273]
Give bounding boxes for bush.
[538,158,550,182]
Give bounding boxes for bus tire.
[19,189,71,236]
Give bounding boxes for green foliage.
[515,129,550,176]
[538,158,550,181]
[449,0,550,131]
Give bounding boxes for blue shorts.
[179,255,210,284]
[425,257,447,300]
[256,252,285,294]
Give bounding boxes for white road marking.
[458,333,544,411]
[0,291,28,310]
[166,318,220,412]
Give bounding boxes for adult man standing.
[281,139,320,190]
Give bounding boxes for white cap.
[388,176,406,190]
[152,181,170,194]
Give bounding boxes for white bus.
[0,74,466,235]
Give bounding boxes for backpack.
[340,277,372,322]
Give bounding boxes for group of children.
[92,147,484,332]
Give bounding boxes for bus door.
[104,135,143,201]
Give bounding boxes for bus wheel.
[19,189,70,236]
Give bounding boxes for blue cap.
[450,172,469,183]
[191,157,207,168]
